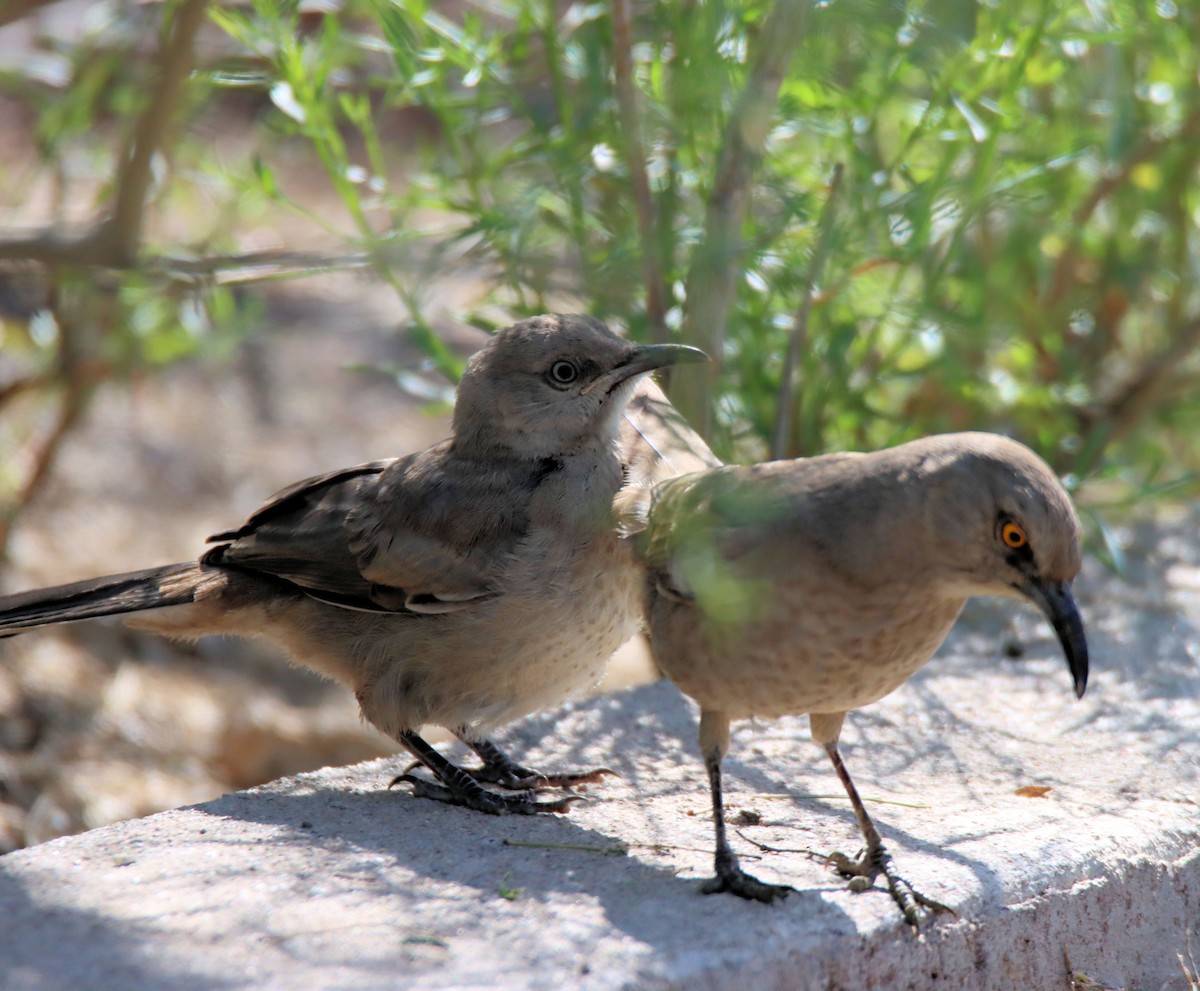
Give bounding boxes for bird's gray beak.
[587,343,708,395]
[1020,578,1089,699]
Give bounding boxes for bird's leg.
[700,747,793,903]
[455,731,618,792]
[820,741,954,929]
[390,730,584,815]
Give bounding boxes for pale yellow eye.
[1001,521,1028,549]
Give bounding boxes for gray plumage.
[0,314,705,815]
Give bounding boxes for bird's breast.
[651,582,964,721]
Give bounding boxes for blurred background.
[0,0,1196,851]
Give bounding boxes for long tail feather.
[0,564,201,635]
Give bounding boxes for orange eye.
[1001,521,1028,549]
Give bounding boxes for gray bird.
[633,432,1089,925]
[0,314,705,816]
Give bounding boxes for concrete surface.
[1,524,1199,990]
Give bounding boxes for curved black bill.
[1020,578,1089,699]
[618,343,709,379]
[588,342,709,396]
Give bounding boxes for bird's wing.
[642,453,890,609]
[342,449,552,613]
[202,459,397,608]
[204,446,546,614]
[639,459,840,596]
[640,466,793,565]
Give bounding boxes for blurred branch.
[0,244,374,284]
[0,387,87,554]
[0,229,108,266]
[0,0,209,557]
[1072,316,1200,476]
[0,0,209,268]
[101,0,211,265]
[611,0,668,346]
[0,0,67,30]
[0,373,52,412]
[674,0,811,438]
[0,300,104,557]
[147,249,374,283]
[771,162,843,460]
[1043,107,1200,307]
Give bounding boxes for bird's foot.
[398,756,617,792]
[701,866,793,904]
[468,763,619,792]
[464,738,620,791]
[390,772,586,816]
[823,845,954,930]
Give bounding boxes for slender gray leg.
[701,747,793,903]
[821,741,954,929]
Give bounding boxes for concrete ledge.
[2,548,1199,990]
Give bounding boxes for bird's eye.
[1001,521,1028,549]
[547,360,580,387]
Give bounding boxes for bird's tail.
[0,563,203,636]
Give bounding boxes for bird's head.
[918,432,1089,698]
[453,315,706,461]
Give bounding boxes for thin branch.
[771,162,843,460]
[1072,315,1200,475]
[0,298,103,558]
[0,229,105,266]
[0,0,210,269]
[0,373,53,412]
[145,249,375,281]
[0,245,375,288]
[611,0,669,346]
[502,837,742,858]
[101,0,211,264]
[0,0,67,30]
[735,829,826,859]
[673,0,812,438]
[0,394,86,555]
[1043,107,1200,307]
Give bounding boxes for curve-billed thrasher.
[0,314,705,815]
[633,432,1088,925]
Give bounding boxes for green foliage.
[0,3,259,376]
[3,0,1200,519]
[207,0,1199,498]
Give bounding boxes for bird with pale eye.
[0,314,708,817]
[547,360,580,387]
[632,431,1088,929]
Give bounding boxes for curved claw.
[389,771,425,790]
[885,875,956,931]
[533,766,621,789]
[822,845,954,931]
[391,772,588,815]
[584,766,621,781]
[468,765,621,792]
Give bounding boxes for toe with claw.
[390,772,587,815]
[460,735,619,791]
[824,844,955,930]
